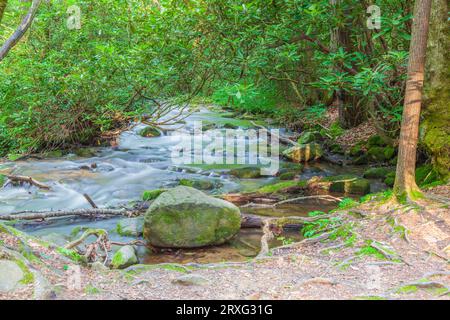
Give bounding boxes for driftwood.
[0,209,131,221]
[3,174,51,190]
[240,195,342,208]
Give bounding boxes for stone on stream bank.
[311,175,370,195]
[116,217,144,237]
[229,167,262,179]
[282,143,324,163]
[111,245,138,269]
[144,186,241,248]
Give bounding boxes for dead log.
[3,174,50,190]
[0,209,131,221]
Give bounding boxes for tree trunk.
[0,0,7,24]
[330,0,363,129]
[0,0,41,62]
[421,0,450,180]
[394,0,433,200]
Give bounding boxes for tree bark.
[421,0,450,180]
[0,0,41,62]
[330,0,364,129]
[0,0,7,25]
[394,0,433,200]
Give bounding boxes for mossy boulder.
[323,175,371,195]
[142,189,167,201]
[363,167,394,179]
[179,179,220,191]
[111,246,138,269]
[367,146,396,162]
[143,186,241,248]
[229,167,262,179]
[139,126,161,138]
[282,143,324,163]
[0,175,5,186]
[116,217,144,237]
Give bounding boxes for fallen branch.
[83,193,98,209]
[0,209,131,221]
[3,174,50,190]
[250,121,298,146]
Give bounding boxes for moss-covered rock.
[367,135,387,147]
[229,167,262,179]
[322,175,371,195]
[142,189,167,201]
[116,217,144,237]
[383,146,396,160]
[282,143,324,163]
[257,180,307,194]
[329,144,344,155]
[349,143,365,157]
[111,246,138,269]
[384,172,396,187]
[179,179,220,191]
[143,186,241,248]
[363,167,394,179]
[0,175,5,186]
[74,148,98,158]
[139,126,161,138]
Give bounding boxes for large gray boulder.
[144,186,241,248]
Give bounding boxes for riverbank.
[1,185,448,300]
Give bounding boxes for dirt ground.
[1,187,449,301]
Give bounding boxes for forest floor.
[1,186,448,300]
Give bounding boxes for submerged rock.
[229,167,262,179]
[139,126,161,138]
[315,175,371,195]
[363,167,394,179]
[144,186,241,248]
[116,217,144,237]
[282,143,324,163]
[111,246,138,269]
[178,179,220,191]
[0,260,25,293]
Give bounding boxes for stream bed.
[0,107,387,264]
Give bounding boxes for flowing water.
[0,107,385,264]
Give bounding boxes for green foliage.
[212,83,278,115]
[338,198,359,210]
